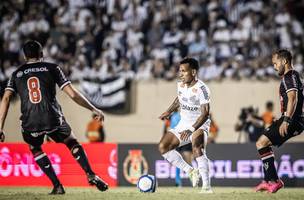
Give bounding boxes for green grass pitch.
[0,187,304,200]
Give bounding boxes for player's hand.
[180,130,192,141]
[0,131,5,142]
[159,111,171,120]
[93,109,105,122]
[279,121,289,137]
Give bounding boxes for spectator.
[86,113,106,143]
[0,0,303,89]
[262,101,275,128]
[208,114,219,144]
[235,107,264,142]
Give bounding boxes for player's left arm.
[53,65,105,122]
[0,90,14,142]
[62,84,105,122]
[279,90,297,136]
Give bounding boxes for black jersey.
[279,70,304,118]
[6,61,71,132]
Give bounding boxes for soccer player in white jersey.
[158,57,212,193]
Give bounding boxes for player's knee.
[29,145,43,156]
[192,145,203,156]
[64,137,80,151]
[158,142,169,154]
[256,138,267,149]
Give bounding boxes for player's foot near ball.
[199,186,213,194]
[254,180,269,192]
[88,174,109,192]
[266,179,284,193]
[189,169,200,187]
[49,184,65,195]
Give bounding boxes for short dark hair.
[180,57,199,70]
[272,49,292,64]
[23,40,43,59]
[266,101,273,109]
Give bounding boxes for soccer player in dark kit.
[0,40,108,194]
[255,49,304,193]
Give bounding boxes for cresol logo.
[0,146,61,177]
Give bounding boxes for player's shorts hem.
[169,128,208,147]
[262,116,304,147]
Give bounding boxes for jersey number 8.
[27,77,42,104]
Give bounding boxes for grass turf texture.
[0,187,304,200]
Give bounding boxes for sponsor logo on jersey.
[200,85,209,100]
[123,150,148,184]
[23,67,48,74]
[181,104,199,111]
[16,71,23,78]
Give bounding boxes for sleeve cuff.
[286,88,298,93]
[5,87,15,92]
[60,81,71,90]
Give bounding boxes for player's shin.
[70,144,95,176]
[195,154,211,188]
[34,152,61,186]
[162,150,193,173]
[258,146,279,182]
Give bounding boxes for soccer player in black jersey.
[0,40,108,194]
[255,49,304,193]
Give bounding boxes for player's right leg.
[254,116,298,193]
[158,132,195,178]
[22,131,65,195]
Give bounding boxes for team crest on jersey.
[16,71,23,78]
[182,97,188,102]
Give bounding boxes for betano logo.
[123,150,148,184]
[0,146,61,177]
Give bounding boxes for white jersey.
[177,79,211,124]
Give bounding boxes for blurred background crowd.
[0,0,304,88]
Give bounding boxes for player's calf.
[31,146,62,188]
[65,138,95,175]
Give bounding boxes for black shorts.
[263,116,304,147]
[176,143,192,152]
[22,121,72,147]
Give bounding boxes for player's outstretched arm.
[0,90,13,142]
[62,84,105,122]
[159,97,179,120]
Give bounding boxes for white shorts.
[168,120,210,147]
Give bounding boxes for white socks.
[162,150,193,173]
[196,154,211,188]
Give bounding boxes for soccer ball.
[137,174,157,193]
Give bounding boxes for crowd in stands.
[1,0,304,89]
